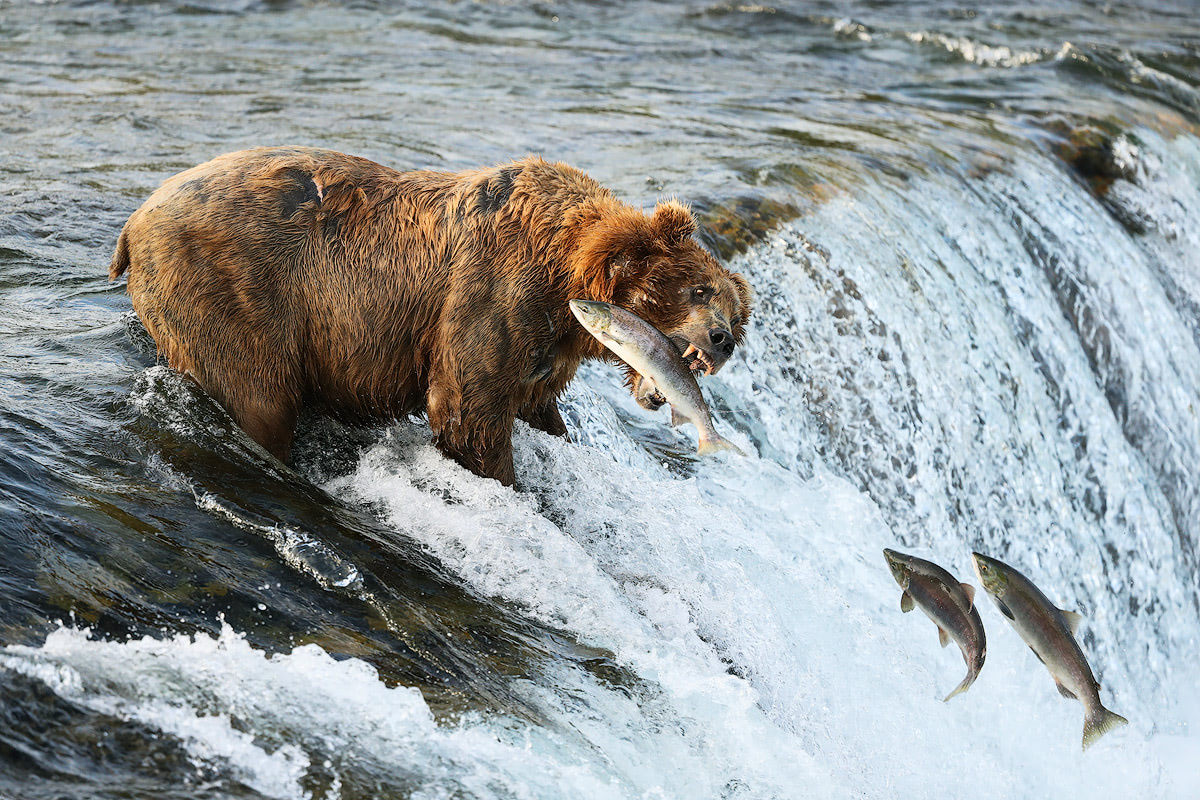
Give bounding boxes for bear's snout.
[708,327,735,358]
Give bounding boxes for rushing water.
[2,1,1199,798]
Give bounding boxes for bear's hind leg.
[233,392,300,463]
[189,366,302,463]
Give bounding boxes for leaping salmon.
[972,552,1128,750]
[884,548,986,702]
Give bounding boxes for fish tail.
[942,671,977,703]
[1082,705,1128,751]
[697,432,745,457]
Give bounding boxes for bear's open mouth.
[680,343,717,376]
[669,335,720,376]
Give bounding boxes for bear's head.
[573,199,752,394]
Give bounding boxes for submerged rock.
[695,195,800,260]
[1050,121,1139,195]
[1046,118,1153,233]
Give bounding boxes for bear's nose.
[708,327,735,357]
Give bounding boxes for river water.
[1,1,1198,798]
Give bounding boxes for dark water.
[2,2,1199,798]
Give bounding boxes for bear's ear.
[731,271,753,311]
[730,271,753,339]
[650,199,697,248]
[571,202,694,299]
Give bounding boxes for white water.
[6,127,1200,798]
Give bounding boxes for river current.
[1,1,1198,798]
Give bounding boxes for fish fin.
[1060,609,1084,636]
[900,592,914,613]
[697,433,746,458]
[1028,646,1046,665]
[670,405,684,428]
[1082,706,1128,751]
[943,672,977,702]
[996,599,1015,621]
[937,627,950,648]
[960,583,976,609]
[1054,679,1077,700]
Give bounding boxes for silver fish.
[569,299,743,456]
[884,548,986,701]
[972,552,1128,750]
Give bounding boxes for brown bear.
[110,147,752,485]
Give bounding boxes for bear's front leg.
[518,398,568,437]
[427,354,518,487]
[438,425,516,486]
[430,402,517,486]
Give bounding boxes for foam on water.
[0,624,639,800]
[905,31,1045,68]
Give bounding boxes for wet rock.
[695,195,799,260]
[1045,118,1154,233]
[1049,120,1140,196]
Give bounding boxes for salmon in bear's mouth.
[634,335,723,409]
[669,335,722,377]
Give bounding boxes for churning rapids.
[1,1,1199,798]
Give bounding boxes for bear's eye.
[691,286,714,302]
[731,316,742,327]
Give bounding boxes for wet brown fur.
[111,147,752,485]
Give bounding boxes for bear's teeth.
[682,344,699,359]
